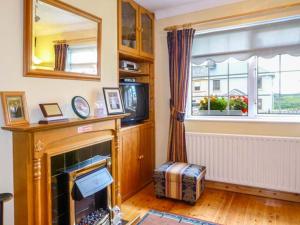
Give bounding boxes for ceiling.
[34,1,97,36]
[134,0,245,19]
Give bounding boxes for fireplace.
[3,114,127,225]
[51,142,113,225]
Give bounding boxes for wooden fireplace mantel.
[2,114,129,132]
[2,114,129,225]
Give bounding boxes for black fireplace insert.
[51,142,113,225]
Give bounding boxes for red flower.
[242,108,248,113]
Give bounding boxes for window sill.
[185,115,300,124]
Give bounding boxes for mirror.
[24,0,102,80]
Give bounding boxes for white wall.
[0,1,118,224]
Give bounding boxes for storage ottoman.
[153,162,206,204]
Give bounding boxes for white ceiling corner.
[134,0,245,19]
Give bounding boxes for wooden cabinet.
[139,123,154,186]
[120,126,140,200]
[118,0,155,202]
[139,7,154,58]
[118,0,154,59]
[120,122,155,201]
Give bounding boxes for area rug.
[137,210,219,225]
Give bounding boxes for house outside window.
[258,98,263,110]
[213,80,220,91]
[189,17,300,118]
[257,77,263,89]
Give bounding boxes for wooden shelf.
[120,120,153,131]
[119,69,149,77]
[2,114,129,132]
[119,51,153,63]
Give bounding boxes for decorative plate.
[71,96,90,119]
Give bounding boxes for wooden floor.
[121,184,300,225]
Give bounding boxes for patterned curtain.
[167,28,195,162]
[54,43,69,71]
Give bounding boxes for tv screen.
[120,82,149,124]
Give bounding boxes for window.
[67,45,97,75]
[257,77,262,89]
[191,58,249,116]
[258,98,263,110]
[190,17,300,118]
[213,80,220,91]
[257,55,300,114]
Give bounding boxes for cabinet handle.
[138,155,144,160]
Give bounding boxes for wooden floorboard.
[121,184,300,225]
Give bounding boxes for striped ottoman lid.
[154,162,206,181]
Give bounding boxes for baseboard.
[205,180,300,203]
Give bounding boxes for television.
[120,82,149,124]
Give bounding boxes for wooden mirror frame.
[24,0,102,81]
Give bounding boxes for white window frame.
[186,56,300,122]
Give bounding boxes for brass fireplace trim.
[67,157,113,225]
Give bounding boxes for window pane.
[229,74,248,96]
[192,64,208,77]
[198,96,229,116]
[69,46,97,64]
[229,58,248,74]
[277,95,300,114]
[192,96,205,116]
[258,56,279,73]
[281,54,300,71]
[280,71,300,114]
[209,61,228,76]
[281,71,300,94]
[209,75,227,96]
[67,46,97,75]
[192,78,208,96]
[229,96,248,115]
[257,72,280,114]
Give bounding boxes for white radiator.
[186,132,300,193]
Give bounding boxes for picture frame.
[71,96,91,119]
[0,92,29,126]
[39,103,63,118]
[103,88,125,115]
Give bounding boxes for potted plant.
[229,96,248,115]
[199,96,228,116]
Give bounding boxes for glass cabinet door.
[140,9,154,58]
[120,0,139,53]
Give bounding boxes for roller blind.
[192,17,300,65]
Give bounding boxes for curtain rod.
[53,37,97,44]
[164,2,300,31]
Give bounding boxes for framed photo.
[0,92,29,126]
[103,88,125,115]
[39,103,63,118]
[71,96,90,119]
